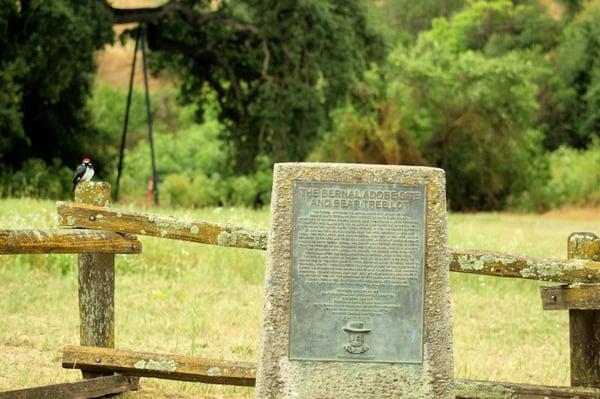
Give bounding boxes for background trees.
[0,0,598,211]
[0,0,113,168]
[143,0,385,172]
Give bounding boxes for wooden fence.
[0,181,599,398]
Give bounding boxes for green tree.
[544,4,600,149]
[422,0,573,152]
[425,0,560,56]
[376,0,466,41]
[395,41,546,210]
[128,0,386,172]
[0,1,26,162]
[317,3,549,210]
[0,0,113,169]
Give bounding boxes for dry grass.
[540,0,565,19]
[95,25,172,92]
[0,199,598,397]
[97,1,172,91]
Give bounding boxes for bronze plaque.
[289,181,426,363]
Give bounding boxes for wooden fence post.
[75,182,114,379]
[568,232,600,387]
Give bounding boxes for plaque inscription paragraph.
[290,181,426,363]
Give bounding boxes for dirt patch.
[542,207,600,221]
[96,24,172,91]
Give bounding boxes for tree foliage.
[144,0,385,172]
[376,0,466,41]
[544,4,600,149]
[0,0,113,169]
[395,41,545,210]
[1,0,599,211]
[426,0,560,55]
[315,1,552,210]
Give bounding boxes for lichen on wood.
[57,201,268,250]
[134,359,177,372]
[75,181,115,380]
[566,232,600,388]
[455,378,600,398]
[0,229,141,254]
[62,346,256,386]
[450,248,600,284]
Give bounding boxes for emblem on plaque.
[342,321,371,354]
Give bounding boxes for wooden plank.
[569,232,600,262]
[0,229,141,254]
[450,248,600,284]
[75,182,115,380]
[62,346,256,386]
[570,310,600,387]
[57,350,600,398]
[541,285,600,310]
[455,378,600,398]
[54,199,600,284]
[0,374,137,399]
[568,233,600,388]
[57,201,268,250]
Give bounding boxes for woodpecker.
[72,157,95,192]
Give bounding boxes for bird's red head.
[82,157,92,164]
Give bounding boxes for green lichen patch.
[217,229,268,249]
[134,359,177,372]
[480,254,514,265]
[520,261,566,279]
[457,254,485,271]
[217,231,235,247]
[207,366,221,376]
[454,380,512,399]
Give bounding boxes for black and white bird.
[72,157,95,192]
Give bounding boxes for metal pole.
[140,26,159,206]
[115,27,140,202]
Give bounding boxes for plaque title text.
[298,187,422,210]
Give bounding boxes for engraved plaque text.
[289,181,426,363]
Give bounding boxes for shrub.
[0,158,72,199]
[162,174,194,208]
[0,158,73,198]
[226,176,259,207]
[545,142,600,207]
[508,140,600,211]
[116,110,273,208]
[191,174,223,207]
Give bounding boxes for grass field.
[0,198,598,398]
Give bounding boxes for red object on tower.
[146,176,155,208]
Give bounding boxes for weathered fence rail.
[0,375,137,399]
[62,347,600,399]
[57,201,600,283]
[63,346,256,386]
[0,228,141,254]
[449,248,600,283]
[63,346,600,399]
[57,201,267,250]
[1,180,599,398]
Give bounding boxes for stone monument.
[256,163,454,399]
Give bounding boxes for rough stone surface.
[256,163,454,399]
